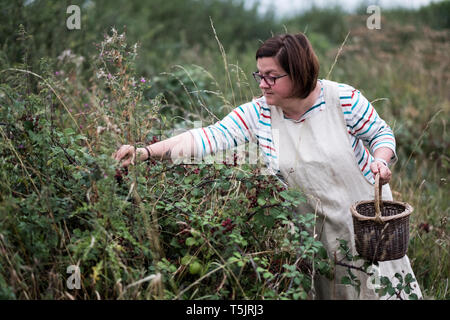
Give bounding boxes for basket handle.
[374,173,384,223]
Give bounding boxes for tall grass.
[326,18,449,299]
[0,8,448,299]
[159,17,450,299]
[0,25,331,300]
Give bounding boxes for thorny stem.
[0,68,94,154]
[334,253,408,300]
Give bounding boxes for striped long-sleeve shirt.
[189,80,397,184]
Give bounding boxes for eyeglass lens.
[253,73,275,85]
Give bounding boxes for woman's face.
[256,57,294,107]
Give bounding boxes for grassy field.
[0,1,448,300]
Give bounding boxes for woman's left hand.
[370,160,391,185]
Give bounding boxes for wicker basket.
[350,173,413,262]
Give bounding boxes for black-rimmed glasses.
[252,72,288,86]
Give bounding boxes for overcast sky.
[247,0,438,18]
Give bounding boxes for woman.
[112,33,422,300]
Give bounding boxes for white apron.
[270,79,422,300]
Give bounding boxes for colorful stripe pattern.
[190,80,397,184]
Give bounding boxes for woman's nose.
[259,78,270,89]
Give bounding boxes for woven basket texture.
[351,173,412,262]
[352,201,411,261]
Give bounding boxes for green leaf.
[185,237,196,246]
[181,255,193,265]
[318,246,328,259]
[341,276,352,285]
[75,134,86,141]
[380,276,391,286]
[409,293,418,300]
[387,286,396,296]
[404,285,411,294]
[263,272,273,279]
[405,273,415,284]
[24,120,33,131]
[394,272,403,283]
[64,128,75,136]
[376,287,388,297]
[227,257,239,264]
[257,197,266,206]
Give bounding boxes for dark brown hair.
[256,33,319,99]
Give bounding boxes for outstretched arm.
[112,131,195,167]
[113,100,260,167]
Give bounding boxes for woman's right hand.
[112,145,144,168]
[112,132,192,168]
